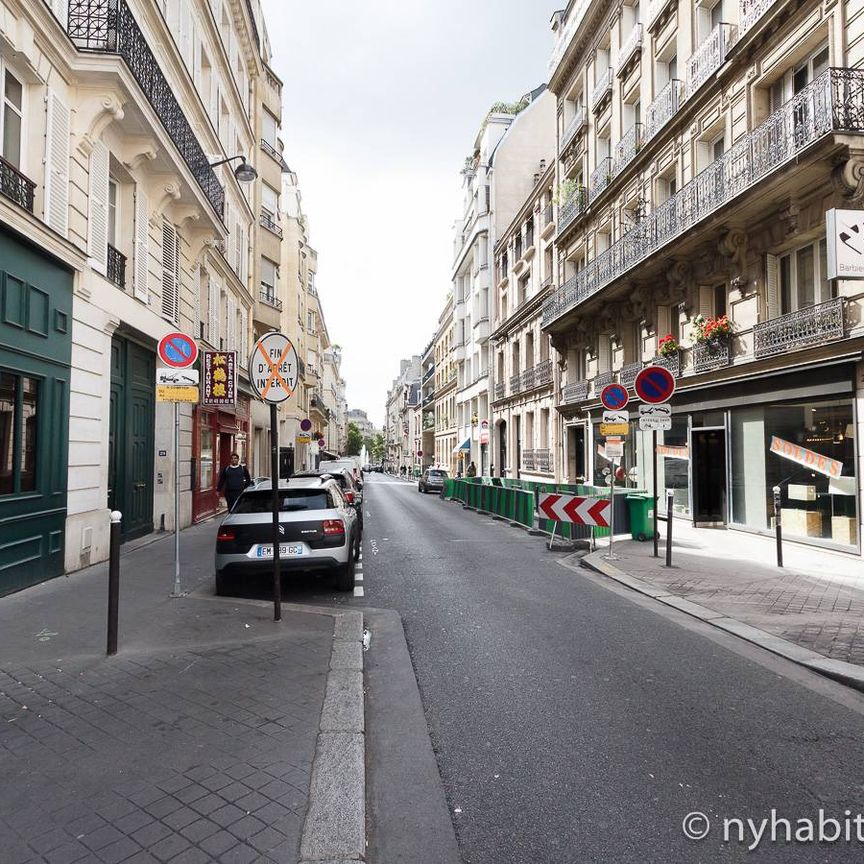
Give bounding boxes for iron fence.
[753,298,846,358]
[0,156,35,212]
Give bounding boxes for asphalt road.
[360,472,864,864]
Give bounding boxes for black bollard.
[665,490,673,568]
[773,485,783,568]
[107,510,122,655]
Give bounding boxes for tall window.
[260,256,277,303]
[770,44,829,110]
[779,238,831,313]
[2,68,23,168]
[262,110,278,149]
[0,372,39,495]
[261,183,278,222]
[108,179,118,247]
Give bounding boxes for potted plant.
[692,314,733,345]
[658,334,680,357]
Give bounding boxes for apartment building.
[433,296,459,472]
[322,345,346,458]
[420,338,436,470]
[0,0,289,594]
[544,0,864,553]
[488,90,558,480]
[384,357,420,471]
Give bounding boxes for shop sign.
[658,444,688,459]
[769,435,843,479]
[826,209,864,280]
[202,351,236,406]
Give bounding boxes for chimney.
[539,159,546,173]
[533,173,540,184]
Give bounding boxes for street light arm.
[209,155,246,169]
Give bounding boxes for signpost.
[249,332,299,622]
[635,366,677,559]
[156,332,199,597]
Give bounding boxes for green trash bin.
[626,494,655,541]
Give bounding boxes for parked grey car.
[419,468,448,494]
[214,477,359,595]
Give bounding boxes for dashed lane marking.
[353,586,365,597]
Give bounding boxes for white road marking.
[356,574,363,582]
[353,586,365,597]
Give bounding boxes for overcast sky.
[262,0,561,428]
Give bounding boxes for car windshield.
[428,470,448,478]
[233,490,330,513]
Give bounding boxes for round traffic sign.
[318,438,326,447]
[417,450,423,456]
[615,466,626,481]
[634,365,676,404]
[249,332,299,404]
[601,383,629,410]
[158,332,198,368]
[300,418,312,431]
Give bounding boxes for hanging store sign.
[769,435,843,479]
[202,351,236,406]
[826,209,864,280]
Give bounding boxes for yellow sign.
[600,422,629,436]
[157,385,199,403]
[296,434,312,444]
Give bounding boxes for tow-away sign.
[538,493,611,528]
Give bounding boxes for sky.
[262,0,562,428]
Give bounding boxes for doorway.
[567,424,586,483]
[514,416,522,478]
[498,421,507,477]
[692,428,727,526]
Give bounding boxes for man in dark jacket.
[217,452,251,510]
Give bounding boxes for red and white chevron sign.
[538,493,611,528]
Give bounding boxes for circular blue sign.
[601,383,629,410]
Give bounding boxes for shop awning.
[452,438,471,453]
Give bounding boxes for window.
[712,133,725,161]
[262,110,278,148]
[260,256,277,300]
[108,179,118,247]
[778,238,831,313]
[0,372,39,495]
[713,283,727,318]
[261,183,278,220]
[2,68,23,168]
[770,43,829,110]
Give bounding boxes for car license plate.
[254,544,306,558]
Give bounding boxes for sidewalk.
[579,520,864,685]
[0,520,365,864]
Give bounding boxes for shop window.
[0,372,39,496]
[634,415,690,515]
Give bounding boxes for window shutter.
[226,295,236,350]
[234,219,243,277]
[240,306,248,360]
[133,186,150,302]
[161,220,179,322]
[699,285,713,318]
[44,91,70,236]
[656,305,670,339]
[208,274,219,346]
[88,140,110,274]
[193,263,202,339]
[765,254,779,320]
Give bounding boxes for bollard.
[107,510,122,656]
[773,485,783,568]
[665,490,673,568]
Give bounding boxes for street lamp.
[209,155,258,183]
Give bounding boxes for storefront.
[623,361,860,553]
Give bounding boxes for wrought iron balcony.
[589,157,614,200]
[543,69,864,328]
[740,0,779,34]
[542,203,554,227]
[298,357,306,378]
[592,67,613,110]
[647,0,675,31]
[107,243,126,288]
[558,185,587,232]
[260,210,283,237]
[562,381,588,403]
[536,449,552,473]
[614,123,643,174]
[686,23,736,99]
[645,79,682,141]
[535,359,553,386]
[692,340,730,373]
[259,288,282,310]
[652,352,680,377]
[523,449,536,472]
[561,105,586,147]
[753,298,846,358]
[521,366,536,391]
[618,361,642,388]
[594,370,614,389]
[616,24,643,76]
[422,392,435,408]
[510,373,522,394]
[261,138,283,164]
[422,365,435,383]
[66,0,224,218]
[495,382,506,401]
[0,156,35,212]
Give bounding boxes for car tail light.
[217,528,236,542]
[344,491,355,504]
[322,519,345,536]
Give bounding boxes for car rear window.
[233,490,330,513]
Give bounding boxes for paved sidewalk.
[0,520,360,864]
[582,521,864,668]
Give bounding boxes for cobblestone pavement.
[594,523,864,665]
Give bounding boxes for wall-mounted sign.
[826,208,864,280]
[769,435,843,479]
[202,351,236,406]
[657,444,689,460]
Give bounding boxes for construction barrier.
[444,478,534,529]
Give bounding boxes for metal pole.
[652,429,659,558]
[271,402,282,621]
[107,511,121,655]
[606,459,616,559]
[773,484,783,568]
[665,489,674,568]
[172,401,181,596]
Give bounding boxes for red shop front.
[192,395,250,522]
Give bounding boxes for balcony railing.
[644,79,682,140]
[558,185,587,233]
[107,243,126,288]
[0,156,35,212]
[592,67,613,110]
[692,340,731,373]
[523,449,536,472]
[510,373,522,394]
[589,157,614,200]
[495,382,506,400]
[561,105,586,147]
[618,361,642,388]
[422,392,435,408]
[753,298,846,358]
[616,24,643,76]
[543,69,864,328]
[594,370,614,389]
[548,0,593,75]
[562,381,589,403]
[260,210,283,237]
[536,449,552,473]
[259,288,282,310]
[652,352,680,377]
[66,0,224,218]
[614,123,643,174]
[535,358,553,386]
[422,365,435,383]
[647,0,675,30]
[261,138,283,164]
[686,23,736,99]
[740,0,779,34]
[542,203,554,227]
[521,367,536,391]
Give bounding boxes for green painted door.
[109,337,155,541]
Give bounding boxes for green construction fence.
[443,478,535,528]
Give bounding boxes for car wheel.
[334,549,356,592]
[215,571,229,596]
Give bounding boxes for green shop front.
[606,362,860,553]
[0,227,72,596]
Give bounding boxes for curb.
[299,609,367,863]
[576,551,864,694]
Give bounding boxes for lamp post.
[209,154,258,183]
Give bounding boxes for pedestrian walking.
[466,461,476,477]
[217,452,251,511]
